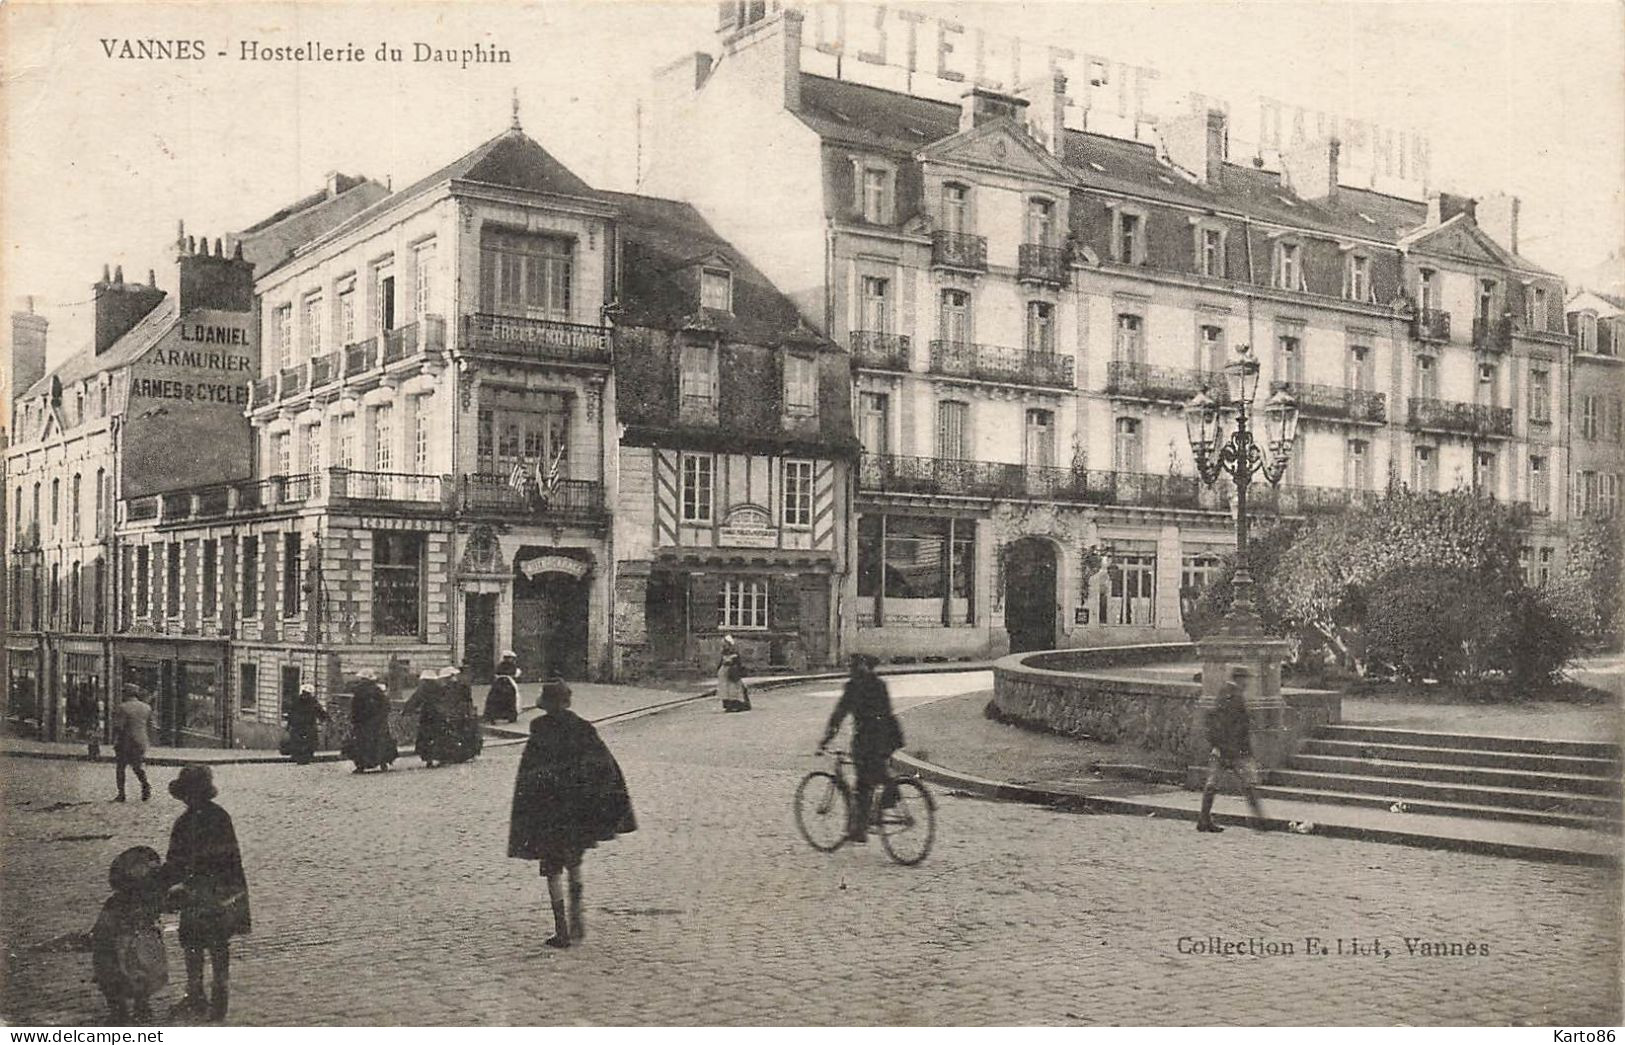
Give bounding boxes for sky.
[4,0,1623,375]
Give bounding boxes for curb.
[891,751,1621,869]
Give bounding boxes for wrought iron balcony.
[1412,308,1451,343]
[309,351,339,389]
[461,313,611,366]
[1251,483,1381,516]
[343,339,378,378]
[251,376,278,404]
[279,364,306,398]
[384,315,446,364]
[328,469,444,504]
[857,454,1207,510]
[1106,361,1230,405]
[459,475,606,523]
[1407,397,1514,438]
[849,332,911,372]
[931,231,987,272]
[1472,315,1513,353]
[1272,381,1386,423]
[1017,244,1068,285]
[929,340,1074,389]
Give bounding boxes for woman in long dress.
[283,688,327,764]
[717,635,751,713]
[345,669,397,773]
[483,652,522,724]
[402,670,445,767]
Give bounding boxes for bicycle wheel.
[794,771,851,852]
[878,777,935,866]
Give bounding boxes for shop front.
[644,549,836,675]
[5,638,43,738]
[112,637,231,747]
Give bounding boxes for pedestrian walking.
[817,654,904,844]
[159,766,250,1023]
[482,651,522,724]
[437,664,483,764]
[345,669,398,773]
[1196,666,1268,833]
[403,669,445,767]
[508,678,636,950]
[72,684,101,759]
[90,846,167,1024]
[717,634,751,713]
[110,685,153,802]
[282,686,328,764]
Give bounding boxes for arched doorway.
[512,550,592,680]
[1004,537,1058,653]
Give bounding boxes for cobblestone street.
[2,673,1619,1026]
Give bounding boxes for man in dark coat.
[1197,666,1268,833]
[818,655,904,844]
[508,679,636,950]
[159,766,250,1023]
[402,670,445,767]
[483,652,521,724]
[346,669,397,773]
[282,687,327,764]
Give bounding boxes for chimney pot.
[232,241,244,261]
[960,87,1029,133]
[187,235,196,254]
[101,264,111,283]
[148,269,157,287]
[114,265,124,285]
[213,237,223,257]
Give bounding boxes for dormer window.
[1345,254,1373,303]
[1113,210,1145,265]
[1198,226,1226,278]
[1572,311,1598,354]
[1526,286,1547,330]
[701,267,733,312]
[784,354,818,416]
[1274,241,1306,291]
[860,166,894,224]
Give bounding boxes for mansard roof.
[232,174,390,275]
[18,297,178,402]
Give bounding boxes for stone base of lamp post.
[1186,634,1293,787]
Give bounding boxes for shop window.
[181,662,221,745]
[856,514,975,628]
[1100,553,1156,626]
[718,579,768,631]
[373,532,424,638]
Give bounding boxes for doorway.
[513,571,589,680]
[1004,538,1058,653]
[464,593,498,684]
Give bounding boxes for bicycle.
[794,749,936,866]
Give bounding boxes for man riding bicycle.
[817,654,905,844]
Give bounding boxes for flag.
[507,460,526,490]
[543,444,565,493]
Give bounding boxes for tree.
[1547,515,1623,647]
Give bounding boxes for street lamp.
[1184,344,1299,635]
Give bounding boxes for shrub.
[1362,567,1510,684]
[1493,587,1580,688]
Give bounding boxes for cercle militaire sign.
[793,1,1431,190]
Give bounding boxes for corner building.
[641,5,1573,661]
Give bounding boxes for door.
[177,662,223,748]
[464,593,497,684]
[1003,538,1057,653]
[858,393,889,457]
[645,572,688,665]
[513,571,590,680]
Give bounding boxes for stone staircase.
[1261,725,1624,833]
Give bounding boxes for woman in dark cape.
[403,670,445,767]
[283,687,327,764]
[159,766,250,1023]
[436,665,483,764]
[345,670,398,772]
[483,652,521,724]
[508,679,636,949]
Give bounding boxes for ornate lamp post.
[1183,345,1300,769]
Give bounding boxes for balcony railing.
[279,365,306,398]
[460,475,606,522]
[1272,381,1386,423]
[857,454,1206,510]
[343,339,378,378]
[850,332,911,371]
[1407,397,1515,438]
[12,522,43,548]
[1017,243,1068,285]
[251,376,277,403]
[1251,484,1381,516]
[931,231,987,272]
[384,315,446,364]
[1472,315,1513,353]
[1412,308,1451,342]
[1106,361,1230,405]
[329,469,444,503]
[310,351,339,389]
[461,313,611,366]
[929,341,1074,389]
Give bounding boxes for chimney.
[1478,193,1520,254]
[715,6,802,112]
[959,87,1029,133]
[1280,137,1340,201]
[1428,191,1477,227]
[10,301,48,399]
[175,225,256,315]
[93,264,166,355]
[1164,108,1228,188]
[1017,71,1068,157]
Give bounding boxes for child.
[159,766,251,1022]
[90,846,168,1023]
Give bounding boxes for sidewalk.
[894,688,1622,868]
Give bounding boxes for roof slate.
[19,297,178,400]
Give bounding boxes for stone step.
[1300,738,1621,778]
[1288,754,1623,797]
[1265,768,1624,819]
[1316,725,1619,760]
[1253,783,1623,834]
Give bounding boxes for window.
[333,413,356,469]
[937,400,970,460]
[372,405,393,472]
[50,563,60,627]
[1348,343,1374,393]
[861,167,893,224]
[373,532,423,637]
[476,409,495,472]
[1581,396,1600,441]
[783,459,814,527]
[1275,242,1304,291]
[301,294,324,357]
[338,282,356,345]
[1412,445,1437,492]
[1476,362,1498,407]
[70,474,81,540]
[376,264,396,332]
[859,392,890,456]
[31,483,40,533]
[1477,279,1497,322]
[1181,550,1225,595]
[1115,417,1143,471]
[282,533,302,618]
[1530,369,1551,423]
[1026,301,1055,353]
[239,663,258,712]
[1200,227,1225,277]
[680,453,713,523]
[1573,312,1597,353]
[701,267,733,312]
[1415,353,1438,398]
[1347,439,1371,490]
[274,305,294,368]
[93,558,105,632]
[414,240,436,319]
[1114,313,1144,363]
[1529,455,1549,513]
[856,514,975,628]
[680,343,717,405]
[1024,409,1055,469]
[1027,198,1055,246]
[410,397,430,473]
[1277,333,1304,385]
[51,478,59,532]
[1199,324,1226,374]
[939,289,971,343]
[1613,397,1625,443]
[1115,211,1143,265]
[202,540,217,618]
[479,230,571,319]
[166,542,181,618]
[1474,450,1497,493]
[1101,552,1156,626]
[95,469,106,538]
[942,183,970,234]
[1418,270,1435,311]
[241,536,259,618]
[1602,474,1621,517]
[1527,286,1547,330]
[1536,547,1554,587]
[784,355,818,415]
[859,276,890,333]
[1346,254,1372,302]
[272,431,291,477]
[718,579,768,631]
[135,546,150,618]
[301,424,322,475]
